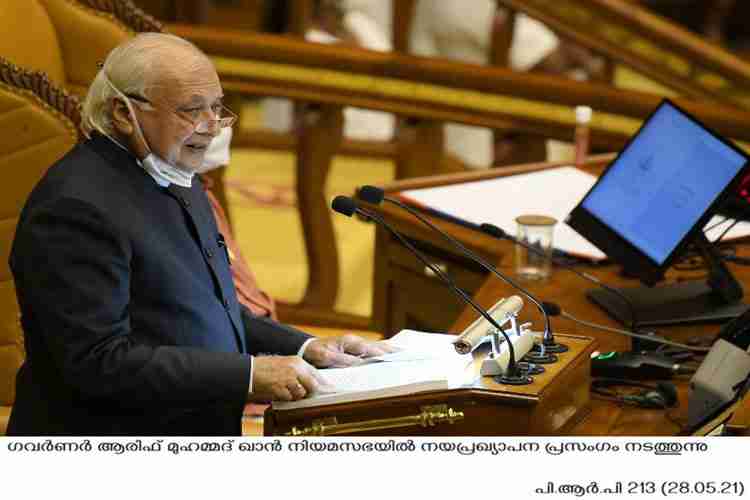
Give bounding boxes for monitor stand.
[587,233,748,328]
[587,282,748,327]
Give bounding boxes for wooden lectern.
[265,333,596,436]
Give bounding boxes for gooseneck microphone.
[357,186,560,362]
[332,195,533,385]
[479,222,639,331]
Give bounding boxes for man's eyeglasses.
[127,94,237,133]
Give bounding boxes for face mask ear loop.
[102,72,153,161]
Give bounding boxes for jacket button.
[223,298,229,309]
[204,248,213,259]
[181,196,191,207]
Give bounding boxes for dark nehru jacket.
[7,134,310,436]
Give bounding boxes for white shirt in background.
[410,0,559,169]
[262,3,395,142]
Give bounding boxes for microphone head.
[357,185,385,205]
[541,301,562,316]
[480,223,507,239]
[331,195,357,217]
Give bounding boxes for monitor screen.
[566,100,750,327]
[580,101,747,266]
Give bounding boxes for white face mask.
[195,126,232,174]
[103,73,194,188]
[140,153,194,188]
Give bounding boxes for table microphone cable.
[557,306,710,353]
[479,222,642,333]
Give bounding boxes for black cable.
[378,199,553,350]
[560,309,710,352]
[478,222,642,332]
[722,254,750,266]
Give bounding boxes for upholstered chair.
[0,59,81,434]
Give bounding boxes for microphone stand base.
[534,341,569,353]
[517,361,545,375]
[494,373,534,385]
[523,351,559,364]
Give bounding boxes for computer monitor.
[566,99,750,327]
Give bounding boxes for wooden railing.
[171,25,750,146]
[496,0,750,107]
[142,0,750,109]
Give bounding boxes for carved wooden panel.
[0,58,81,130]
[78,0,164,32]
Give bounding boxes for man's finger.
[326,349,365,367]
[375,341,400,353]
[360,344,394,357]
[300,361,329,386]
[354,341,400,357]
[288,382,307,400]
[297,370,323,395]
[275,387,294,402]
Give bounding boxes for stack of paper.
[272,330,473,410]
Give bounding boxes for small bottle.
[574,105,592,167]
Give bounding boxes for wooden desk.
[265,333,596,436]
[370,159,750,435]
[450,248,750,436]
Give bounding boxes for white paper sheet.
[272,330,473,410]
[400,166,750,260]
[366,329,461,362]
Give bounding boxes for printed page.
[272,331,473,410]
[367,330,461,362]
[319,357,470,392]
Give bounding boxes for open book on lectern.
[272,330,474,411]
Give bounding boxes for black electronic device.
[591,351,685,379]
[718,171,750,221]
[715,304,750,350]
[566,99,750,327]
[591,378,679,409]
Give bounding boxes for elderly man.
[7,33,387,436]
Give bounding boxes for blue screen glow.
[581,103,746,265]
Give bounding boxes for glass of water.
[514,214,557,282]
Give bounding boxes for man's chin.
[175,156,204,175]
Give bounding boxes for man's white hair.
[81,32,208,137]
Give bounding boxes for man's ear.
[111,97,135,137]
[110,97,149,160]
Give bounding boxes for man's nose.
[196,118,221,136]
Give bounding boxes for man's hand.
[251,355,328,401]
[303,334,398,368]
